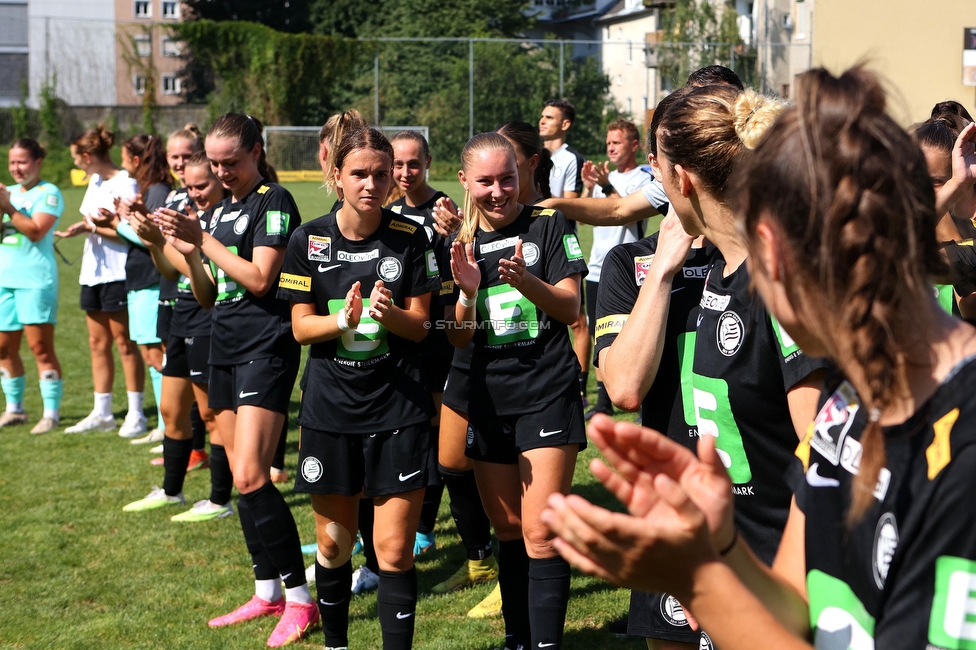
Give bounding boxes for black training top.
[593,234,718,445]
[277,208,439,433]
[204,181,300,365]
[124,182,169,292]
[158,187,191,303]
[789,358,976,649]
[440,205,587,417]
[169,207,213,338]
[693,256,829,564]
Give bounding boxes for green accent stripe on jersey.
[935,284,954,315]
[770,315,801,359]
[929,555,976,649]
[807,569,875,648]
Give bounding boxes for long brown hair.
[124,134,173,194]
[734,66,947,523]
[72,124,114,160]
[208,113,277,183]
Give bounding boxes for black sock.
[316,560,352,648]
[440,465,493,560]
[595,381,613,411]
[189,402,206,451]
[417,483,443,535]
[578,371,588,395]
[162,436,193,497]
[240,482,306,588]
[237,497,277,581]
[498,539,531,648]
[359,497,379,574]
[377,568,417,650]
[209,444,233,505]
[272,420,287,471]
[528,556,571,649]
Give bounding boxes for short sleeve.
[143,184,171,212]
[38,185,64,218]
[641,180,670,214]
[253,187,299,248]
[592,243,649,368]
[564,154,582,195]
[438,233,459,308]
[769,315,832,392]
[543,213,588,285]
[277,227,314,303]
[407,227,442,298]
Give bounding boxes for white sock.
[94,392,113,418]
[285,583,313,605]
[6,402,23,414]
[127,391,144,418]
[255,578,282,603]
[43,409,59,421]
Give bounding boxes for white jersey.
[78,170,137,287]
[587,166,654,281]
[548,143,584,198]
[641,175,670,213]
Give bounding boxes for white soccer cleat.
[118,413,148,438]
[64,412,116,434]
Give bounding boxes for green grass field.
[0,181,639,650]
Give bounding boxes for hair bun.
[183,123,203,137]
[97,124,115,149]
[733,90,787,150]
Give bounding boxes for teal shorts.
[127,285,162,345]
[0,286,58,331]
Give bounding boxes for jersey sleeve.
[253,186,299,248]
[592,244,646,368]
[877,444,976,648]
[563,154,582,195]
[543,213,588,286]
[769,315,832,392]
[438,233,459,308]
[641,180,670,214]
[276,226,314,303]
[37,184,64,219]
[407,227,442,298]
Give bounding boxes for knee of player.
[372,532,414,568]
[232,467,268,494]
[490,516,524,542]
[316,521,354,567]
[521,520,557,556]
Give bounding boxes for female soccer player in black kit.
[445,132,586,650]
[278,127,439,650]
[157,113,314,647]
[544,65,976,650]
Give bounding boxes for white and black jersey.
[593,235,717,442]
[549,144,584,198]
[790,360,976,649]
[205,181,300,365]
[440,206,588,417]
[159,188,191,304]
[388,191,454,390]
[694,257,829,564]
[277,209,440,434]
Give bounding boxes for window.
[628,42,633,64]
[161,37,181,57]
[162,75,181,95]
[162,1,179,19]
[135,35,151,57]
[134,75,147,95]
[627,97,632,113]
[134,1,151,18]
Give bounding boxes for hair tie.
[869,408,881,422]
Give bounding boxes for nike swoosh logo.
[399,470,422,481]
[190,370,203,376]
[396,611,414,619]
[319,598,347,606]
[696,314,703,327]
[539,429,562,437]
[280,572,291,581]
[318,264,340,272]
[671,286,684,294]
[538,644,558,648]
[239,391,259,398]
[806,462,840,488]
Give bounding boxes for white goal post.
[264,125,430,182]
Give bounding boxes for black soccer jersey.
[170,208,213,338]
[593,235,718,445]
[159,187,192,303]
[789,359,976,650]
[206,181,300,365]
[693,257,829,564]
[440,205,588,417]
[124,182,169,292]
[277,208,440,433]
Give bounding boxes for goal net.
[264,126,431,182]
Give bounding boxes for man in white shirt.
[540,100,584,199]
[580,119,652,419]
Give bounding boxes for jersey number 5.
[327,298,390,361]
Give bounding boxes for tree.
[181,0,312,33]
[657,0,749,90]
[119,25,158,134]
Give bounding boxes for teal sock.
[1,374,25,413]
[149,366,164,432]
[39,370,63,416]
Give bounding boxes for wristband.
[718,528,738,556]
[600,183,614,195]
[459,292,476,308]
[336,310,352,332]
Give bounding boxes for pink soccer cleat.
[266,601,319,647]
[208,595,285,628]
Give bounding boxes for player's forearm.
[291,311,346,345]
[447,302,476,348]
[542,194,657,226]
[603,268,674,410]
[183,252,216,309]
[378,304,429,343]
[518,273,579,325]
[200,234,277,297]
[161,243,193,279]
